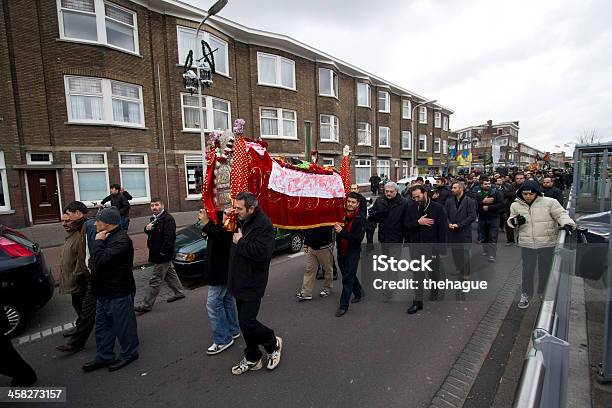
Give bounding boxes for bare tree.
[576,128,600,144]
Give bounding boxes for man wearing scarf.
[334,192,366,317]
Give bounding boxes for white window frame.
[378,126,390,148]
[434,112,442,128]
[64,75,145,128]
[419,134,427,152]
[401,130,412,150]
[256,52,295,90]
[376,159,390,179]
[26,152,54,165]
[319,68,338,98]
[443,116,449,131]
[180,93,231,133]
[402,99,411,119]
[357,122,372,146]
[259,107,298,140]
[57,0,140,55]
[322,157,335,167]
[70,152,109,206]
[355,159,371,185]
[184,154,205,200]
[419,106,427,124]
[0,152,10,212]
[402,160,409,179]
[319,114,339,142]
[378,91,390,113]
[357,83,371,107]
[118,152,150,204]
[434,137,441,153]
[177,26,230,77]
[443,140,448,155]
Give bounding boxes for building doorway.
[26,170,60,224]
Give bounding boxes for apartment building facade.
[0,0,453,227]
[518,143,545,169]
[454,120,520,169]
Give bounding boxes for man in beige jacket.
[508,180,575,309]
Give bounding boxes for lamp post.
[410,99,437,177]
[194,0,228,188]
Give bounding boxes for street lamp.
[410,99,437,177]
[194,0,228,189]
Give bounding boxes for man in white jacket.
[507,180,575,309]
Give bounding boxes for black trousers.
[521,247,555,297]
[67,282,96,348]
[0,335,37,386]
[235,298,277,362]
[451,246,471,277]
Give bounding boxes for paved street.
[6,244,523,408]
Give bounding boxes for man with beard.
[432,177,451,205]
[541,176,564,206]
[504,172,526,245]
[475,177,504,262]
[445,182,477,280]
[404,185,447,314]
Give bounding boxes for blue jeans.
[338,250,363,310]
[120,217,130,230]
[206,285,240,345]
[94,294,139,363]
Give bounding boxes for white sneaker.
[319,288,331,297]
[206,339,234,355]
[518,293,530,309]
[231,357,262,375]
[232,332,241,339]
[296,291,313,301]
[267,336,283,370]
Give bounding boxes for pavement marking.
[14,321,75,347]
[288,252,305,258]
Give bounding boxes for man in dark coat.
[475,176,505,262]
[432,177,451,205]
[541,177,564,206]
[445,182,477,279]
[504,172,526,245]
[135,199,185,313]
[198,208,240,355]
[368,182,407,244]
[100,184,131,230]
[83,208,139,372]
[228,192,282,375]
[369,174,381,195]
[404,185,447,314]
[0,309,37,386]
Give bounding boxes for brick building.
[518,143,545,169]
[0,0,453,227]
[454,120,520,170]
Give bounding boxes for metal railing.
[513,185,576,408]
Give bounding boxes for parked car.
[396,176,437,195]
[0,225,54,337]
[173,223,304,279]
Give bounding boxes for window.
[357,83,370,107]
[320,115,339,142]
[443,140,448,155]
[434,112,442,128]
[402,131,412,150]
[322,157,335,167]
[419,134,427,152]
[0,152,10,212]
[378,91,390,113]
[256,52,295,89]
[26,152,53,165]
[402,160,409,179]
[402,99,411,119]
[378,127,390,148]
[184,155,204,199]
[434,137,441,153]
[377,160,390,179]
[64,76,144,127]
[58,0,139,54]
[71,152,109,205]
[357,122,372,146]
[177,26,229,76]
[260,108,297,139]
[181,94,231,132]
[443,116,449,131]
[419,106,427,124]
[118,153,149,202]
[319,68,338,97]
[355,159,371,185]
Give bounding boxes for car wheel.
[288,233,304,253]
[3,305,25,337]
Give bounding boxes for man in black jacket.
[100,184,131,230]
[432,177,451,205]
[445,182,477,279]
[82,208,139,373]
[0,309,37,386]
[368,182,407,244]
[334,192,366,317]
[228,192,282,375]
[504,172,526,245]
[135,199,185,314]
[198,208,240,355]
[476,177,505,262]
[541,177,564,206]
[404,185,447,314]
[369,174,381,195]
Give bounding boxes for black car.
[0,225,54,336]
[173,223,304,279]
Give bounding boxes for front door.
[27,170,60,224]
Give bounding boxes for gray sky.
[192,0,611,154]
